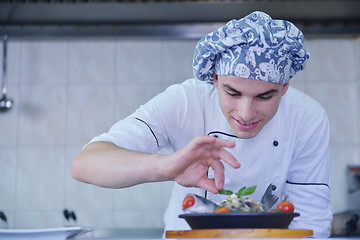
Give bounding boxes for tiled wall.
[0,35,359,230]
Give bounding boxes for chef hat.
[193,11,310,84]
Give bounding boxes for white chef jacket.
[90,78,332,238]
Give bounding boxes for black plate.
[179,212,300,229]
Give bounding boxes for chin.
[233,129,260,139]
[236,133,258,139]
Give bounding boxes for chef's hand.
[161,136,240,194]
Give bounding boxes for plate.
[179,212,300,229]
[0,226,92,239]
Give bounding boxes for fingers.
[197,178,219,194]
[211,159,225,190]
[173,136,241,193]
[188,136,240,169]
[203,136,236,149]
[207,137,240,169]
[214,138,236,149]
[216,147,241,169]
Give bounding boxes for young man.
[71,11,332,237]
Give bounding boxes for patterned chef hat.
[193,11,310,84]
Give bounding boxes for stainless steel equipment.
[0,34,13,112]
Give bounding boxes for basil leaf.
[218,189,233,195]
[236,187,246,196]
[237,185,257,197]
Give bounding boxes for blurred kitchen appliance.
[348,165,360,210]
[332,211,360,236]
[332,165,360,236]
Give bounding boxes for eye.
[257,95,273,100]
[226,91,240,97]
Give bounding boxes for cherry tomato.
[214,207,232,213]
[182,196,195,209]
[277,200,294,213]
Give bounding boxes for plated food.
[180,186,299,230]
[217,192,264,213]
[182,185,294,214]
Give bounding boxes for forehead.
[217,75,282,94]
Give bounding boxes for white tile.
[355,37,360,82]
[117,40,163,84]
[112,183,164,212]
[115,83,163,120]
[289,80,306,94]
[67,85,115,145]
[112,210,164,228]
[290,68,307,86]
[14,211,63,229]
[305,38,358,82]
[20,40,67,84]
[18,85,66,145]
[66,211,113,229]
[0,147,17,210]
[64,178,114,212]
[68,40,115,85]
[158,181,174,211]
[16,147,65,211]
[163,40,197,85]
[307,82,359,145]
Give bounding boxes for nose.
[237,98,257,122]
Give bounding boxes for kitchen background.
[0,0,360,235]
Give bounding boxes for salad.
[182,186,294,214]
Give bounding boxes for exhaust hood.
[1,0,360,38]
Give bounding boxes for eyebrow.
[223,84,279,97]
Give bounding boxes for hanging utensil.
[0,34,13,112]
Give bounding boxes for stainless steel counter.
[80,228,164,239]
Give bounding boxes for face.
[214,74,289,139]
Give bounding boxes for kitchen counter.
[76,236,360,240]
[77,228,360,239]
[1,227,359,240]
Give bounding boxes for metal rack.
[1,0,360,38]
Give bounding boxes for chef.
[71,11,332,237]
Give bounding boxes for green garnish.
[236,186,257,197]
[219,185,257,197]
[218,189,233,195]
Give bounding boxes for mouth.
[232,117,260,131]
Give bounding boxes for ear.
[281,83,289,96]
[213,74,219,87]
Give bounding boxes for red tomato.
[182,196,195,209]
[277,200,294,213]
[214,207,232,213]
